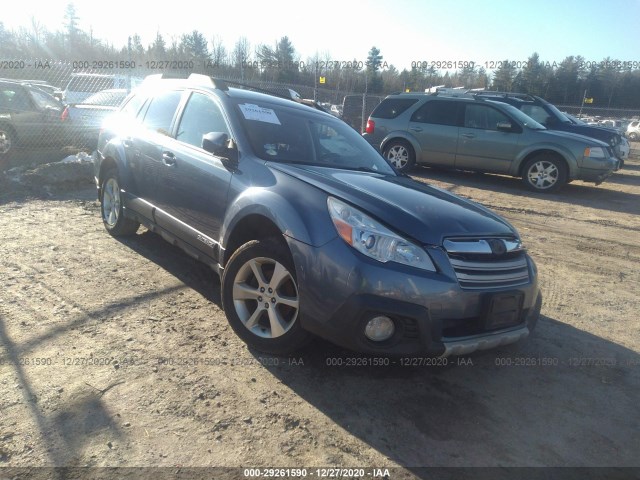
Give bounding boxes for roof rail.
[470,90,535,101]
[432,90,476,99]
[141,73,229,91]
[187,73,228,91]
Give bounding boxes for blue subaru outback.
[94,74,541,356]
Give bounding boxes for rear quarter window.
[371,98,419,119]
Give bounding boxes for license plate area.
[483,292,524,330]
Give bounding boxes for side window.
[372,98,418,119]
[464,104,511,131]
[410,100,458,126]
[142,91,182,135]
[30,89,60,110]
[176,93,230,148]
[521,105,551,125]
[121,94,146,118]
[0,86,32,111]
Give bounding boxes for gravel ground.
[0,152,639,479]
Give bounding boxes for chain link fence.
[0,60,388,169]
[2,59,639,170]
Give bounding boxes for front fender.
[220,186,336,261]
[380,131,423,163]
[513,145,577,177]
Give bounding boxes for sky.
[2,0,640,71]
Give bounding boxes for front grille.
[444,238,530,290]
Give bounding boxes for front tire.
[100,168,140,236]
[521,154,567,192]
[221,238,311,355]
[0,126,15,158]
[383,140,416,172]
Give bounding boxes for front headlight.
[327,197,436,271]
[584,146,606,159]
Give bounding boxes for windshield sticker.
[239,104,281,125]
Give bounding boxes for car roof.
[139,74,330,116]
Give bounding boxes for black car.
[94,74,541,357]
[0,79,66,158]
[472,92,628,167]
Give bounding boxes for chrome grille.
[444,238,530,290]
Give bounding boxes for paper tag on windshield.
[238,104,281,125]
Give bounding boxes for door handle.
[409,127,423,132]
[162,151,177,166]
[462,133,476,139]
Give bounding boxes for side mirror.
[202,132,238,164]
[496,121,513,132]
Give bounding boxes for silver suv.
[363,93,618,192]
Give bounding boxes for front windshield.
[563,112,586,125]
[547,103,572,123]
[493,102,546,130]
[235,100,395,175]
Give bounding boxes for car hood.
[554,123,618,142]
[535,128,610,147]
[268,163,517,246]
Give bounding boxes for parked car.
[598,119,627,135]
[61,88,129,149]
[363,92,618,192]
[564,112,630,165]
[0,78,60,99]
[330,104,343,118]
[472,92,629,165]
[94,73,541,357]
[63,73,142,104]
[627,121,640,141]
[0,79,66,158]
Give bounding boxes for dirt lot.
[0,152,639,479]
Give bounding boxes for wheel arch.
[517,148,572,179]
[380,132,422,163]
[97,139,136,195]
[220,188,335,268]
[223,214,285,268]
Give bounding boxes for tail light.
[365,119,375,134]
[60,107,69,122]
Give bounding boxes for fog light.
[364,316,395,342]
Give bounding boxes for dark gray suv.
[94,74,541,357]
[363,92,618,192]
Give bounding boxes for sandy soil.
[0,151,638,479]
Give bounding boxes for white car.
[627,121,640,141]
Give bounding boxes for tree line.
[1,4,639,109]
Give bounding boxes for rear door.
[133,90,184,213]
[407,100,460,167]
[0,83,44,146]
[455,103,521,173]
[28,87,65,146]
[155,91,234,251]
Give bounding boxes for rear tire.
[100,168,140,236]
[222,238,311,355]
[521,154,567,193]
[383,140,416,173]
